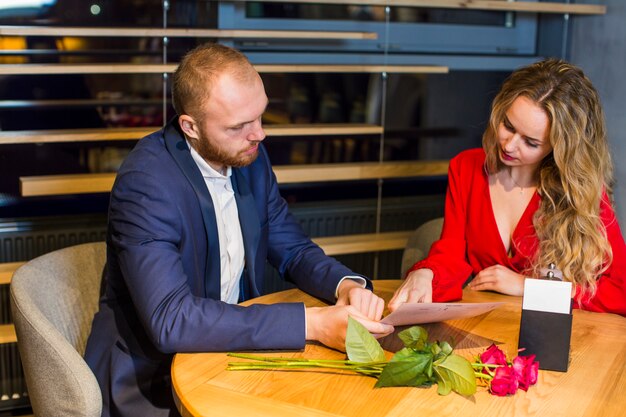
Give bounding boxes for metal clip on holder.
[542,262,564,281]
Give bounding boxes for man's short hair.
[171,43,254,119]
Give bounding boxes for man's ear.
[178,114,199,139]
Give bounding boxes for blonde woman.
[390,58,626,316]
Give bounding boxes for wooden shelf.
[0,26,377,40]
[0,64,178,75]
[266,123,383,136]
[274,160,449,184]
[0,262,23,285]
[266,0,606,15]
[0,124,383,144]
[0,127,153,144]
[20,173,116,196]
[0,324,17,345]
[313,230,412,256]
[0,98,166,109]
[0,63,448,75]
[19,160,448,196]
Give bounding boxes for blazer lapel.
[163,121,221,300]
[232,168,261,298]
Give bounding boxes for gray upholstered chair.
[400,217,444,277]
[10,242,105,417]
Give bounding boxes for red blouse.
[408,148,626,316]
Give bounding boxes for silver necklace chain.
[508,168,525,194]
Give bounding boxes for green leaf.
[346,316,386,363]
[435,368,453,396]
[375,348,434,388]
[397,326,429,350]
[433,354,477,396]
[432,340,453,362]
[439,341,453,356]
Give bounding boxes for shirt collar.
[186,140,232,179]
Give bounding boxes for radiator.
[265,195,444,291]
[0,344,26,411]
[0,214,108,263]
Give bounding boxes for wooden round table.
[172,280,626,417]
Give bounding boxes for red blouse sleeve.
[407,151,475,302]
[573,192,626,316]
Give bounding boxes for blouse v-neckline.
[485,173,540,259]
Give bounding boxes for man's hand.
[306,305,394,352]
[336,279,385,321]
[387,268,434,312]
[467,264,525,296]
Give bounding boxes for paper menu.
[381,302,504,326]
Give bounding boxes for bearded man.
[84,43,393,417]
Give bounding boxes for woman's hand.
[468,264,525,296]
[387,268,434,312]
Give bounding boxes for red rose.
[528,360,539,385]
[512,355,539,391]
[489,365,519,396]
[479,344,508,368]
[475,345,540,396]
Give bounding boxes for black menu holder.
[517,278,573,372]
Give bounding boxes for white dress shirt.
[188,143,245,304]
[187,142,366,307]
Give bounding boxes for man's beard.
[190,132,260,169]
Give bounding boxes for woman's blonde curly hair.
[483,58,614,301]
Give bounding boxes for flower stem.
[227,362,384,371]
[474,371,493,381]
[227,352,387,376]
[228,352,387,366]
[228,352,385,365]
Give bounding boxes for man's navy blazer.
[84,118,368,416]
